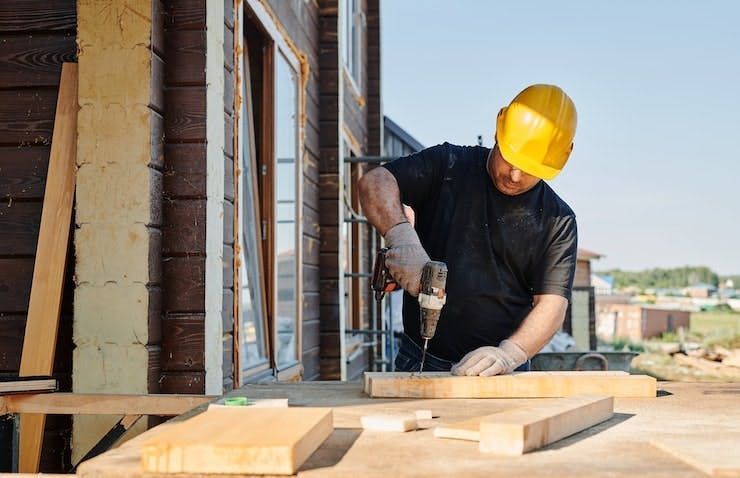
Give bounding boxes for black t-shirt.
[383,142,578,362]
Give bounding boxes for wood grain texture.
[0,34,76,88]
[161,315,205,371]
[0,89,57,146]
[0,202,42,255]
[18,63,76,473]
[5,393,213,415]
[140,407,333,475]
[0,146,50,199]
[478,394,614,455]
[364,371,656,398]
[0,0,76,32]
[651,434,740,477]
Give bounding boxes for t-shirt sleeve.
[382,143,451,211]
[532,214,578,300]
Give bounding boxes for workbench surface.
[77,380,740,478]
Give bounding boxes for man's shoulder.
[419,142,489,166]
[540,182,576,219]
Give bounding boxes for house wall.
[159,0,235,394]
[597,304,689,341]
[0,0,77,471]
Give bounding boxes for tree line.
[594,266,739,290]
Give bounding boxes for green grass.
[690,310,740,343]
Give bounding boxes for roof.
[383,116,425,152]
[685,282,717,290]
[577,248,603,260]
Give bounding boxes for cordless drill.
[371,249,448,372]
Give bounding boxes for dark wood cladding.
[318,0,341,379]
[0,0,76,32]
[0,34,77,88]
[161,315,205,371]
[0,1,77,471]
[0,202,42,256]
[0,89,57,146]
[0,146,50,199]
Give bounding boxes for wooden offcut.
[360,412,418,432]
[364,371,656,398]
[18,62,77,474]
[141,407,333,475]
[479,394,614,455]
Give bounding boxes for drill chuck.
[418,261,448,340]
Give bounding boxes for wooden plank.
[0,0,76,32]
[18,62,77,474]
[0,202,42,255]
[140,407,333,475]
[479,394,614,455]
[161,316,205,371]
[0,89,57,146]
[0,33,76,88]
[364,371,656,398]
[162,256,205,312]
[651,434,740,477]
[159,371,205,394]
[5,393,214,415]
[162,198,206,254]
[0,146,50,199]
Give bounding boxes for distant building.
[597,304,690,342]
[591,274,614,295]
[574,248,603,287]
[683,283,717,299]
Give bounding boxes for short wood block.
[479,394,614,455]
[361,412,418,432]
[141,407,333,475]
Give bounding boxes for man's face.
[489,146,541,196]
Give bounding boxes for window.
[342,0,364,89]
[274,51,299,370]
[237,43,269,376]
[237,4,303,382]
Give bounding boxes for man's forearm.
[358,167,408,236]
[508,294,569,357]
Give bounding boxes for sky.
[380,1,740,275]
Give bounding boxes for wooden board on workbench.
[651,434,740,477]
[140,407,333,475]
[479,394,614,455]
[364,371,656,398]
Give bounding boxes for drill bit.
[419,338,429,373]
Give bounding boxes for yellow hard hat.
[495,84,577,180]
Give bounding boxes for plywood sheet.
[364,371,655,398]
[141,407,333,475]
[479,394,614,455]
[652,435,740,477]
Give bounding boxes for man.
[358,84,578,376]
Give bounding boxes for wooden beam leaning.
[479,394,614,455]
[364,371,656,398]
[18,62,78,473]
[5,393,215,416]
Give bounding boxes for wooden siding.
[161,0,208,394]
[318,0,341,379]
[0,0,76,471]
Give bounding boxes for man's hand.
[450,340,528,376]
[383,222,430,297]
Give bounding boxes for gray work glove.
[450,340,528,376]
[384,221,430,297]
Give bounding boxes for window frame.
[237,0,304,383]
